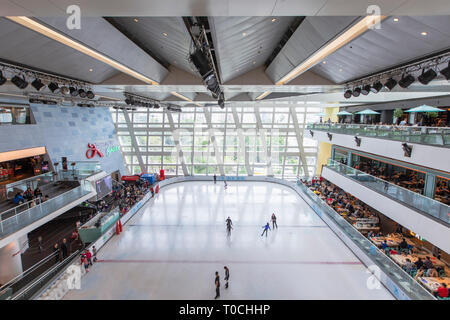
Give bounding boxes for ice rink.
[64,181,394,300]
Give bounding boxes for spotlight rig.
[123,92,175,111]
[184,17,225,108]
[0,61,96,100]
[342,51,450,99]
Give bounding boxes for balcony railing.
[0,180,93,239]
[296,180,435,300]
[307,123,450,147]
[326,159,450,225]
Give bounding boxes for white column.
[0,239,24,285]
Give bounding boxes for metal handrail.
[3,172,54,190]
[0,181,92,236]
[11,250,81,300]
[326,159,450,223]
[308,123,450,130]
[0,251,58,292]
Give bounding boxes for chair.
[438,270,446,277]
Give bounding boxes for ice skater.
[261,222,271,237]
[224,180,227,189]
[226,217,233,236]
[214,174,217,184]
[271,213,278,229]
[214,271,220,299]
[224,266,230,289]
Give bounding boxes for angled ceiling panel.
[311,16,450,84]
[107,17,195,76]
[0,17,118,83]
[265,16,359,84]
[210,16,296,83]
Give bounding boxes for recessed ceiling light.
[271,18,276,22]
[242,32,247,36]
[134,18,139,22]
[421,32,427,36]
[393,18,399,22]
[322,61,326,64]
[339,69,343,72]
[252,61,256,64]
[89,68,93,72]
[162,32,168,36]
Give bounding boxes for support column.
[0,238,25,286]
[424,173,437,199]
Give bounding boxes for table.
[418,277,450,293]
[390,253,446,268]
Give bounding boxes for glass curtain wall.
[110,102,320,180]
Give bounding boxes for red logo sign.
[86,143,104,159]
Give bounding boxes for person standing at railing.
[53,243,60,264]
[61,238,68,259]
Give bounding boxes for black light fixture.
[384,77,397,91]
[327,133,333,141]
[309,130,314,137]
[154,104,160,109]
[361,84,371,95]
[48,82,59,93]
[86,90,95,99]
[352,87,361,97]
[370,81,383,93]
[418,68,437,85]
[439,62,450,80]
[344,89,352,99]
[401,143,412,157]
[31,78,45,91]
[398,74,415,88]
[11,75,28,89]
[0,71,6,86]
[78,89,87,98]
[69,87,79,97]
[354,136,361,147]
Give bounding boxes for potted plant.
[393,108,404,125]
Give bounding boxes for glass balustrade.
[296,180,435,300]
[307,123,450,147]
[1,172,55,201]
[0,180,93,239]
[326,160,450,224]
[54,161,101,181]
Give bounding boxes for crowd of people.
[302,176,449,299]
[13,186,49,205]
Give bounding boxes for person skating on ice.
[224,266,230,289]
[214,271,220,299]
[224,179,227,189]
[214,174,217,184]
[271,213,278,229]
[226,217,233,236]
[261,222,271,237]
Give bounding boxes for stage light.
[69,87,79,96]
[370,81,383,93]
[78,89,87,98]
[31,78,45,91]
[86,90,95,99]
[384,78,397,91]
[418,68,437,85]
[352,87,361,97]
[11,75,28,89]
[440,62,450,80]
[398,74,415,88]
[48,82,59,93]
[401,143,412,157]
[361,85,371,95]
[60,86,70,95]
[344,89,352,99]
[0,71,6,86]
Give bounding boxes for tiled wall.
[0,104,127,175]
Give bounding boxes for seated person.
[41,195,49,202]
[414,257,424,270]
[414,267,426,280]
[13,192,25,205]
[423,256,434,269]
[426,268,438,277]
[403,259,415,273]
[399,238,408,249]
[23,187,34,201]
[435,283,449,299]
[381,240,388,250]
[34,187,43,198]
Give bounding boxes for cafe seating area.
[305,177,450,299]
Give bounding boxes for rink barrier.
[34,176,434,300]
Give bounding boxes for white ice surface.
[64,181,394,300]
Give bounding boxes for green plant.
[393,108,404,119]
[428,112,439,118]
